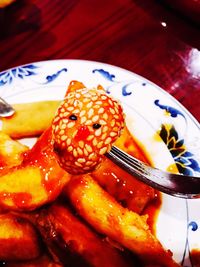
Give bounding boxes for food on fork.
[52,81,125,174]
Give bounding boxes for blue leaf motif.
[92,69,116,81]
[44,68,67,84]
[0,64,38,86]
[154,99,185,119]
[122,83,132,96]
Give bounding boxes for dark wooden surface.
[0,0,199,121]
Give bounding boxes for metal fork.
[0,97,15,117]
[106,146,200,199]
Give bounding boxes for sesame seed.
[81,116,87,124]
[102,113,108,120]
[99,147,108,155]
[87,135,94,141]
[114,114,119,120]
[92,96,98,101]
[101,133,107,140]
[102,126,108,133]
[83,148,89,156]
[92,115,99,122]
[98,107,105,114]
[101,95,107,100]
[67,138,72,146]
[88,108,94,118]
[54,117,60,122]
[93,105,100,109]
[77,147,83,155]
[67,121,76,128]
[96,101,103,105]
[77,158,86,163]
[75,93,81,98]
[72,130,78,138]
[59,129,65,135]
[114,107,120,114]
[63,119,69,124]
[105,137,112,145]
[86,161,94,166]
[67,106,74,111]
[99,119,106,125]
[84,93,92,98]
[73,149,78,157]
[113,127,119,131]
[94,128,102,137]
[97,141,104,148]
[110,132,117,137]
[80,110,86,117]
[83,98,90,103]
[108,99,114,106]
[64,112,70,117]
[86,102,93,108]
[92,138,98,146]
[61,135,67,141]
[73,109,80,114]
[78,141,84,148]
[88,152,95,160]
[61,124,67,130]
[75,161,83,167]
[67,146,73,152]
[111,119,116,127]
[85,144,92,153]
[85,120,92,126]
[109,108,115,115]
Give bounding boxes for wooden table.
[0,0,199,121]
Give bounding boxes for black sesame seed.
[69,114,77,120]
[93,123,101,129]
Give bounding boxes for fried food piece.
[52,81,125,174]
[0,213,42,261]
[0,131,28,168]
[0,128,71,211]
[92,127,155,214]
[36,201,136,267]
[1,101,60,139]
[65,175,180,267]
[92,157,155,214]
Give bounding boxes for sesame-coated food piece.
[52,81,125,174]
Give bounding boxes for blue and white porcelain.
[0,59,199,266]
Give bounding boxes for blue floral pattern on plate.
[0,64,38,86]
[0,60,199,267]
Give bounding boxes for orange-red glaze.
[22,128,70,200]
[52,81,125,175]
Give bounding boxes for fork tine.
[106,146,200,198]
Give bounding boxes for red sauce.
[190,249,200,266]
[142,192,161,234]
[74,125,90,141]
[22,127,68,199]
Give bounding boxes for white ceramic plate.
[0,59,200,266]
